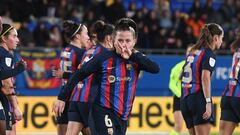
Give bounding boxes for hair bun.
[115,18,138,37]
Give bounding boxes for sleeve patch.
[5,58,12,67]
[209,57,215,67]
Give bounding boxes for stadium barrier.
[16,96,239,133]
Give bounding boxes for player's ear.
[1,36,7,43]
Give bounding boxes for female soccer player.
[0,23,27,135]
[53,20,115,135]
[52,20,89,135]
[54,18,160,135]
[219,27,240,135]
[181,23,223,135]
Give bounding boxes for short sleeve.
[202,48,216,73]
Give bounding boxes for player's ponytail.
[93,20,114,43]
[191,23,223,52]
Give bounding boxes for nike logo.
[107,67,116,70]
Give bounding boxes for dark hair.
[63,20,83,42]
[0,24,13,38]
[0,21,2,34]
[93,21,114,42]
[190,23,223,52]
[114,18,138,38]
[230,28,240,53]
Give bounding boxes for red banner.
[18,49,61,89]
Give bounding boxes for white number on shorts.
[182,56,194,83]
[104,115,113,127]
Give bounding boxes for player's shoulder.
[0,47,12,59]
[204,48,215,57]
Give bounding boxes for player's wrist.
[205,97,212,103]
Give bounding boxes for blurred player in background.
[52,20,89,135]
[220,27,240,135]
[181,23,223,135]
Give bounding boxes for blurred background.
[0,0,239,134]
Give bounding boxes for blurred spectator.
[166,29,177,49]
[189,0,202,20]
[185,12,204,38]
[159,9,172,29]
[0,0,237,53]
[56,0,68,19]
[106,0,126,23]
[202,0,215,22]
[18,21,35,48]
[219,0,235,22]
[33,22,50,47]
[65,7,81,23]
[126,2,137,18]
[180,26,196,48]
[48,25,63,48]
[1,10,13,25]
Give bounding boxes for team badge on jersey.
[108,75,116,83]
[5,58,12,67]
[126,64,132,70]
[209,57,215,67]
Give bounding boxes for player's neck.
[0,43,10,51]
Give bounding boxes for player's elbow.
[151,65,160,74]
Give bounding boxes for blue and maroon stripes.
[60,45,82,99]
[70,45,102,102]
[100,57,113,108]
[182,50,205,97]
[223,49,240,97]
[97,56,140,120]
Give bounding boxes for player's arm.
[202,70,211,99]
[129,50,160,73]
[57,51,110,101]
[0,60,26,80]
[2,79,22,120]
[169,65,181,97]
[201,49,216,120]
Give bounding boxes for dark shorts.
[68,101,91,127]
[0,109,5,120]
[92,104,127,135]
[220,96,240,123]
[180,91,214,129]
[56,102,69,124]
[173,96,181,112]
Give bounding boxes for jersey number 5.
[182,56,194,83]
